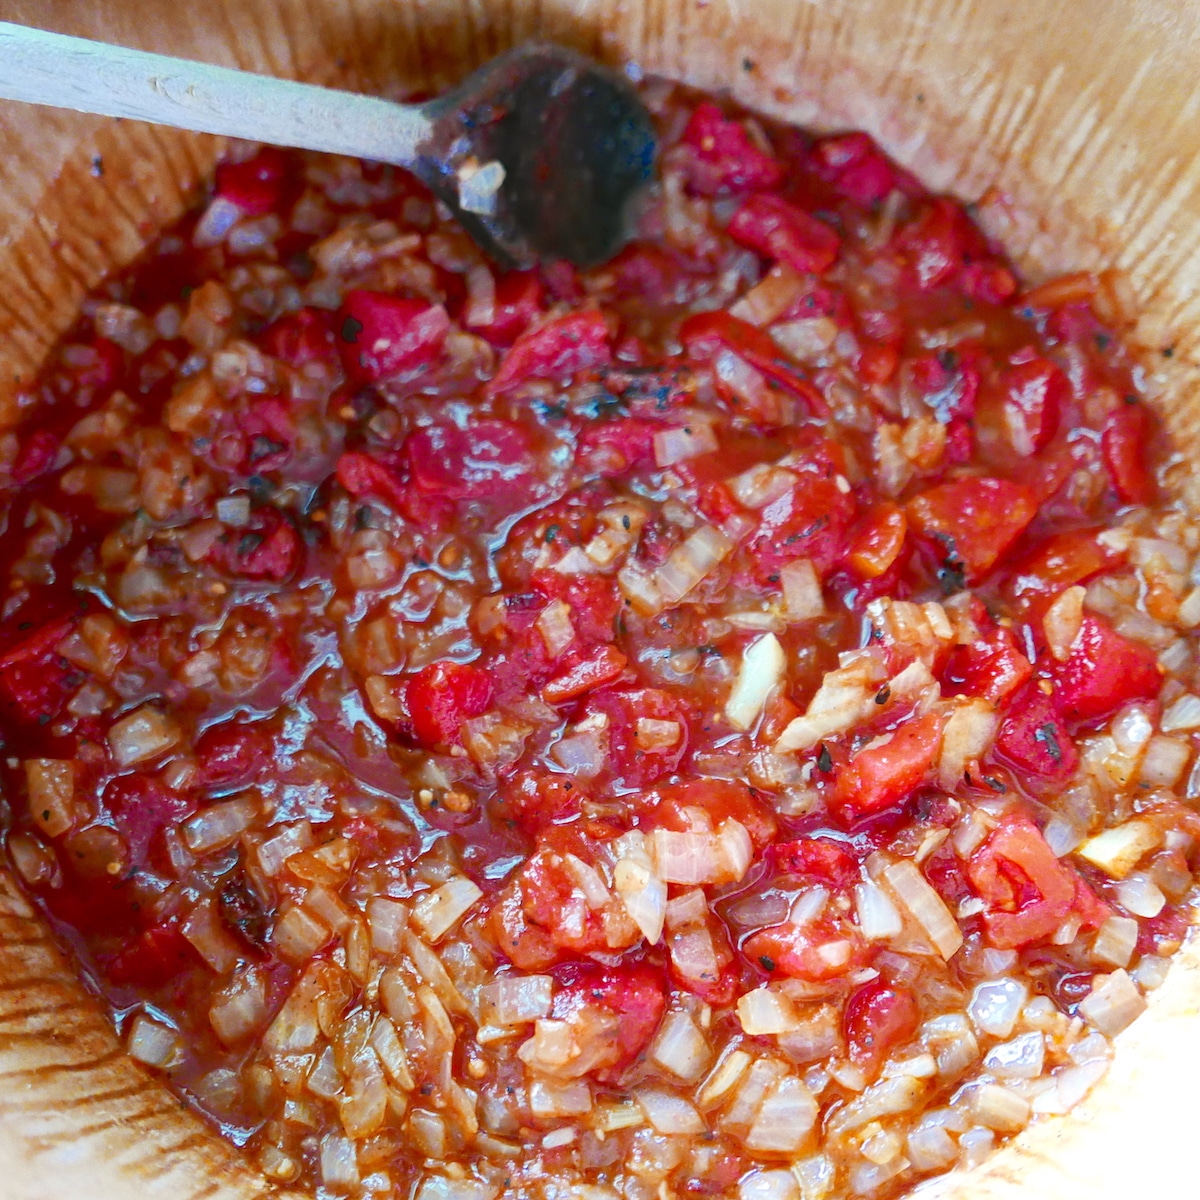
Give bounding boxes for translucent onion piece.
[1079,969,1147,1035]
[411,877,484,943]
[882,859,963,959]
[108,703,182,767]
[126,1012,182,1069]
[725,633,786,732]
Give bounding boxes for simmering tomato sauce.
[1,82,1197,1200]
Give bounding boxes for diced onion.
[108,704,182,767]
[272,905,331,962]
[937,699,997,790]
[967,979,1027,1038]
[1115,871,1166,918]
[774,661,879,752]
[780,559,825,621]
[728,266,807,327]
[366,896,409,957]
[529,1078,592,1118]
[24,759,79,838]
[769,317,839,363]
[194,196,242,247]
[636,717,682,749]
[536,598,576,657]
[209,968,267,1045]
[1161,693,1200,732]
[1138,735,1190,787]
[827,1074,924,1137]
[255,821,314,876]
[745,1075,818,1152]
[652,829,721,885]
[637,1087,705,1134]
[983,1031,1045,1080]
[882,859,963,959]
[738,1168,801,1200]
[737,987,800,1036]
[1042,586,1086,661]
[411,877,483,943]
[855,879,903,940]
[622,525,733,616]
[653,422,718,467]
[416,1179,499,1200]
[906,1122,959,1171]
[649,1010,711,1083]
[1078,969,1147,1035]
[126,1012,182,1069]
[1077,820,1160,878]
[1091,915,1139,968]
[970,1083,1030,1132]
[319,1134,359,1189]
[725,633,786,732]
[479,975,555,1027]
[613,833,667,945]
[182,794,258,855]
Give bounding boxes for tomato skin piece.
[993,682,1078,782]
[967,816,1106,950]
[404,660,493,747]
[12,429,62,487]
[337,291,450,382]
[843,980,920,1078]
[680,102,784,195]
[771,836,860,889]
[896,197,990,291]
[727,194,841,275]
[487,310,611,395]
[907,477,1039,585]
[1101,402,1153,505]
[103,773,198,870]
[833,711,945,818]
[1002,356,1067,455]
[1051,615,1161,724]
[0,614,79,726]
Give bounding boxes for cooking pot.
[0,0,1197,1196]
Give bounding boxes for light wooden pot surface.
[0,0,1198,1196]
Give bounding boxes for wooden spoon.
[0,21,657,268]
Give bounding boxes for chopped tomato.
[833,711,945,817]
[1008,530,1121,608]
[770,836,860,889]
[811,132,903,206]
[680,102,784,195]
[845,501,908,579]
[405,419,534,504]
[1101,402,1153,505]
[0,613,78,726]
[1051,615,1161,724]
[844,980,920,1078]
[968,817,1110,949]
[338,291,450,382]
[584,687,692,788]
[103,773,197,870]
[993,682,1078,782]
[941,626,1033,705]
[262,307,338,367]
[542,645,629,704]
[214,146,293,215]
[651,778,778,849]
[206,506,303,582]
[550,963,666,1079]
[727,194,841,275]
[465,270,543,346]
[194,720,273,791]
[896,197,991,291]
[487,310,611,395]
[335,449,411,513]
[105,921,197,988]
[744,916,866,981]
[403,660,493,748]
[907,477,1039,584]
[12,429,62,486]
[1002,356,1067,455]
[576,418,658,477]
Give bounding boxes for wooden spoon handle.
[0,21,432,164]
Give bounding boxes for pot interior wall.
[0,1,1198,1197]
